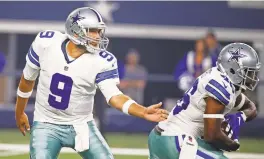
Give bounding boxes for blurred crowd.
[117,30,223,104]
[0,51,6,105]
[174,30,221,92]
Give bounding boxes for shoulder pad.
[203,69,235,106]
[33,30,65,49]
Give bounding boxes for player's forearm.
[15,74,35,116]
[204,113,239,152]
[15,97,29,116]
[206,131,240,151]
[239,100,257,122]
[109,94,146,118]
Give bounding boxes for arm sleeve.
[97,79,123,103]
[23,63,40,81]
[204,79,231,106]
[25,30,54,69]
[96,55,122,103]
[25,33,43,69]
[95,57,120,85]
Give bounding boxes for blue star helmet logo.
[228,48,247,62]
[71,12,85,24]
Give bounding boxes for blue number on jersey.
[99,51,114,62]
[173,79,199,115]
[39,31,55,38]
[48,73,73,110]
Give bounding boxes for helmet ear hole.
[230,68,235,74]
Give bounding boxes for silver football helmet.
[217,43,261,91]
[65,7,109,53]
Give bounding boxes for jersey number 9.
[99,52,114,62]
[39,31,55,38]
[48,73,73,110]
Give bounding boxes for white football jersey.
[159,67,241,137]
[26,30,119,124]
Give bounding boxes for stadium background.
[0,1,264,159]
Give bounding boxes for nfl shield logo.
[64,66,69,71]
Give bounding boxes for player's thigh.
[197,138,228,159]
[148,129,180,159]
[78,120,113,159]
[30,121,62,159]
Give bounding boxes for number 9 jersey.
[25,30,121,125]
[158,67,241,137]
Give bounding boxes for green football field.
[1,129,264,159]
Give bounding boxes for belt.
[154,125,164,136]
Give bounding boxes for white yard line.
[0,151,25,157]
[0,143,264,159]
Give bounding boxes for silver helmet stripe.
[90,8,103,23]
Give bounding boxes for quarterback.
[148,43,261,159]
[15,7,168,159]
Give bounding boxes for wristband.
[17,88,33,98]
[122,99,136,115]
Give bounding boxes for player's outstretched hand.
[143,102,169,122]
[16,112,30,136]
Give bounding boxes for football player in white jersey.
[148,43,261,159]
[15,7,169,159]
